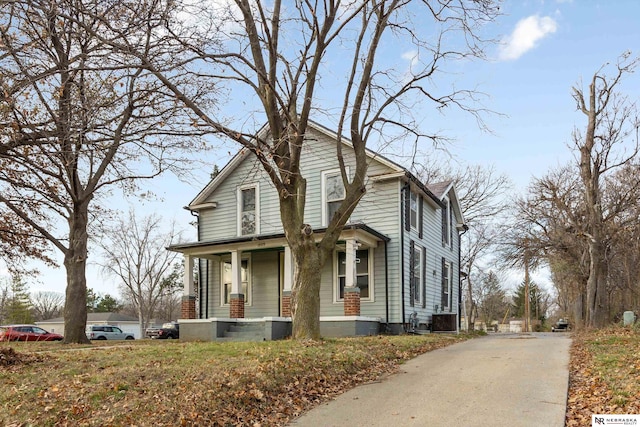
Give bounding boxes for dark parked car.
[152,322,179,339]
[0,325,64,342]
[551,319,570,332]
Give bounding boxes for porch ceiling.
[168,223,390,257]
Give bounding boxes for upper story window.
[442,197,451,246]
[238,184,259,235]
[322,169,346,226]
[405,189,423,237]
[335,248,372,302]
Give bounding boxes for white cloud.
[498,15,558,61]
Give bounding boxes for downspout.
[401,182,410,331]
[189,209,206,319]
[384,241,389,330]
[458,224,469,330]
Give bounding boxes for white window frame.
[411,244,423,306]
[443,261,452,310]
[321,168,349,227]
[333,247,374,303]
[410,191,418,230]
[220,255,252,306]
[237,183,260,236]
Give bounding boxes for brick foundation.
[181,295,197,319]
[343,287,361,316]
[281,291,292,317]
[230,294,245,318]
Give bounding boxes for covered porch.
[169,224,389,340]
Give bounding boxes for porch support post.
[282,245,293,317]
[344,239,361,316]
[181,254,196,319]
[230,249,244,318]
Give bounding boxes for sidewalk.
[290,333,571,427]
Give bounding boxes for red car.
[0,325,64,342]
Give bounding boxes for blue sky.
[8,0,640,297]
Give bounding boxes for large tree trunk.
[586,239,607,327]
[466,278,476,331]
[290,244,324,340]
[63,202,91,344]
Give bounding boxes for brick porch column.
[181,255,196,319]
[281,290,292,317]
[181,295,197,319]
[230,294,245,318]
[344,287,361,316]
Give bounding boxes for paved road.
[290,333,571,427]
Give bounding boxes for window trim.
[333,247,374,303]
[410,242,423,306]
[442,197,451,247]
[410,191,418,230]
[442,260,452,311]
[321,168,349,227]
[237,183,260,236]
[220,254,252,306]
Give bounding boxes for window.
[442,198,451,246]
[441,259,452,311]
[336,248,371,301]
[410,191,418,229]
[238,184,259,235]
[410,242,423,306]
[221,257,251,305]
[322,169,346,225]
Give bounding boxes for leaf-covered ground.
[566,327,640,426]
[1,334,468,426]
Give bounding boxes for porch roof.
[168,223,390,257]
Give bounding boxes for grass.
[1,334,468,426]
[566,326,640,425]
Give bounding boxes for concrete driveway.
[290,333,571,427]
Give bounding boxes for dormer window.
[238,184,259,235]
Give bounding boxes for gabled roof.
[427,180,466,228]
[188,119,446,210]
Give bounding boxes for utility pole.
[524,246,531,333]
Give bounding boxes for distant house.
[37,312,142,339]
[169,121,466,341]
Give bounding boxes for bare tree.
[98,211,183,338]
[571,53,640,327]
[0,1,208,343]
[87,0,500,339]
[30,291,65,321]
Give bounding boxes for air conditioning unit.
[432,313,457,332]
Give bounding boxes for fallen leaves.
[1,334,467,426]
[566,327,640,426]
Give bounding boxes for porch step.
[228,323,264,333]
[220,322,266,342]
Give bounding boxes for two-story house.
[170,121,466,341]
